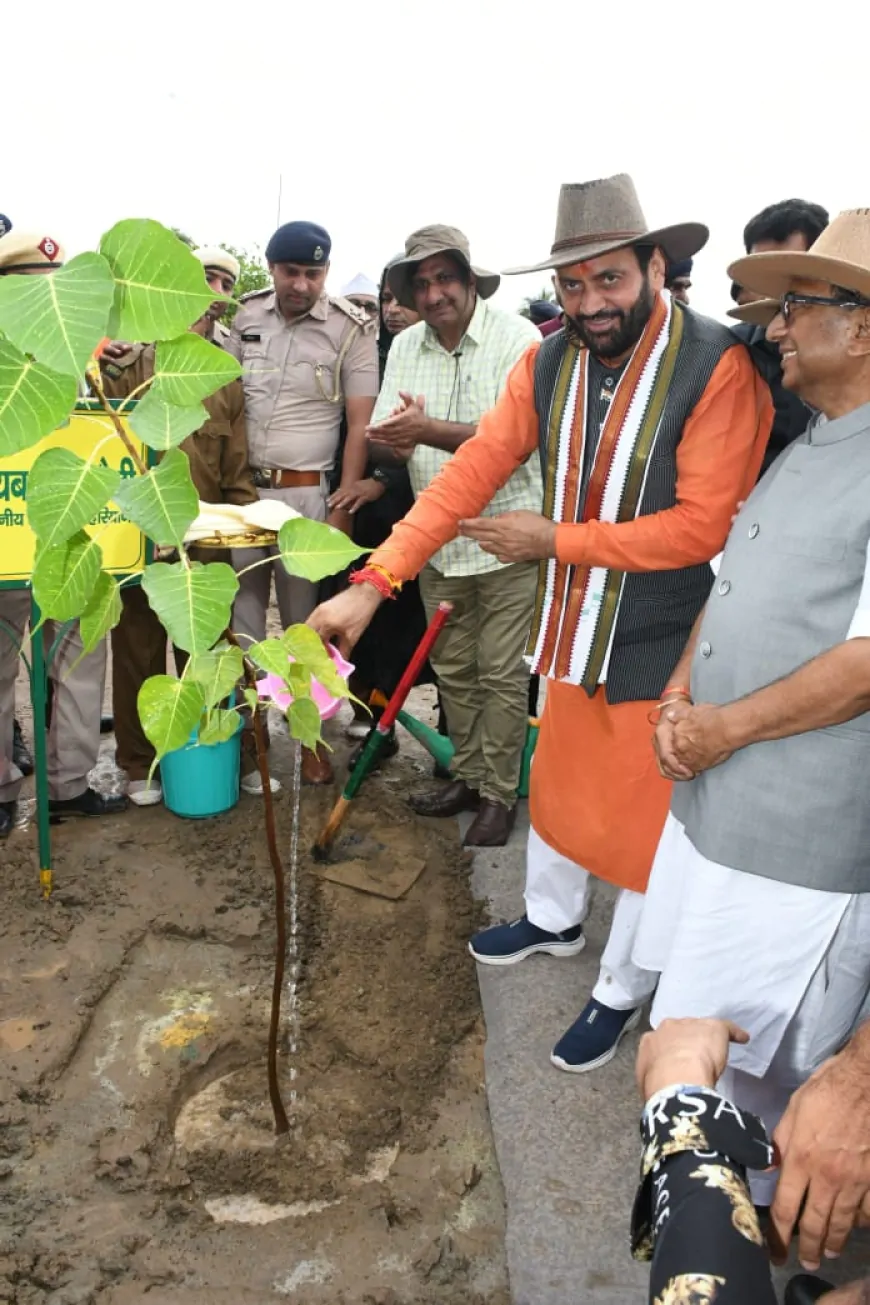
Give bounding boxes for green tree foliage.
[219,244,270,323]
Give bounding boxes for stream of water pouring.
[286,740,303,1117]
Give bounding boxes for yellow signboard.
[0,408,148,584]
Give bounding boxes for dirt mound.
[0,698,507,1304]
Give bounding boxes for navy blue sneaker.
[469,915,585,966]
[550,999,642,1073]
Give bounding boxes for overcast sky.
[5,0,860,321]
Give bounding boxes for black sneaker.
[49,787,128,823]
[550,999,642,1074]
[469,915,586,966]
[12,720,33,776]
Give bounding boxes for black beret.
[0,214,12,237]
[529,299,561,324]
[265,221,331,266]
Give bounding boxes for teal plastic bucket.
[161,717,243,819]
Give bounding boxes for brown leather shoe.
[463,799,517,848]
[301,744,334,786]
[409,779,480,818]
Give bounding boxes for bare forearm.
[420,418,477,452]
[665,608,707,693]
[339,422,369,487]
[722,640,870,750]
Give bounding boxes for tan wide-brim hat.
[0,229,65,272]
[504,173,709,275]
[388,224,500,308]
[728,209,870,302]
[727,298,780,327]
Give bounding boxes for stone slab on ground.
[467,803,870,1305]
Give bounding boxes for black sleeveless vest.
[533,306,742,703]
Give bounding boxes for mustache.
[575,309,624,324]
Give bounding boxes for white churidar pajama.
[525,823,659,1011]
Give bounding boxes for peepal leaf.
[79,572,122,652]
[248,638,292,680]
[100,220,221,342]
[27,448,120,547]
[282,623,351,699]
[130,388,208,452]
[0,339,78,457]
[32,530,102,621]
[0,252,114,377]
[199,708,242,746]
[153,333,241,405]
[186,645,243,708]
[287,697,322,751]
[141,560,238,654]
[137,675,204,761]
[113,447,198,547]
[278,516,368,583]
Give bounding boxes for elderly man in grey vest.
[635,209,870,1222]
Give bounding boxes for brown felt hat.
[505,173,708,275]
[728,209,870,303]
[727,297,780,327]
[388,225,500,308]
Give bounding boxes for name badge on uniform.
[240,332,261,342]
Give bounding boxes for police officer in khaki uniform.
[102,248,259,806]
[228,221,379,785]
[0,230,127,837]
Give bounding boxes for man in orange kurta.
[310,174,772,1074]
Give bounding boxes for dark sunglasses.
[780,290,870,321]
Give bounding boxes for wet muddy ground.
[1,682,509,1305]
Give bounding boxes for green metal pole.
[29,595,53,898]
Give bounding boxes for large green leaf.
[32,530,102,621]
[138,675,205,761]
[100,220,219,342]
[248,638,292,680]
[27,448,120,547]
[278,517,368,583]
[129,388,208,451]
[186,645,243,708]
[112,447,198,547]
[141,560,238,654]
[79,572,122,652]
[153,333,241,405]
[0,340,78,457]
[0,253,114,378]
[287,698,322,750]
[282,623,351,699]
[199,708,242,746]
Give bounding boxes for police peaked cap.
[266,221,331,266]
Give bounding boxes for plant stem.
[225,630,290,1135]
[87,370,150,475]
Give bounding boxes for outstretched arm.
[369,345,540,582]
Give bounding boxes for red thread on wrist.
[350,567,397,600]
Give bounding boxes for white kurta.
[635,814,870,1076]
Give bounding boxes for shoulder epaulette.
[330,295,369,328]
[239,286,273,303]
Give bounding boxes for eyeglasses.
[779,290,870,321]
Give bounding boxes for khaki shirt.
[101,336,257,507]
[226,290,379,472]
